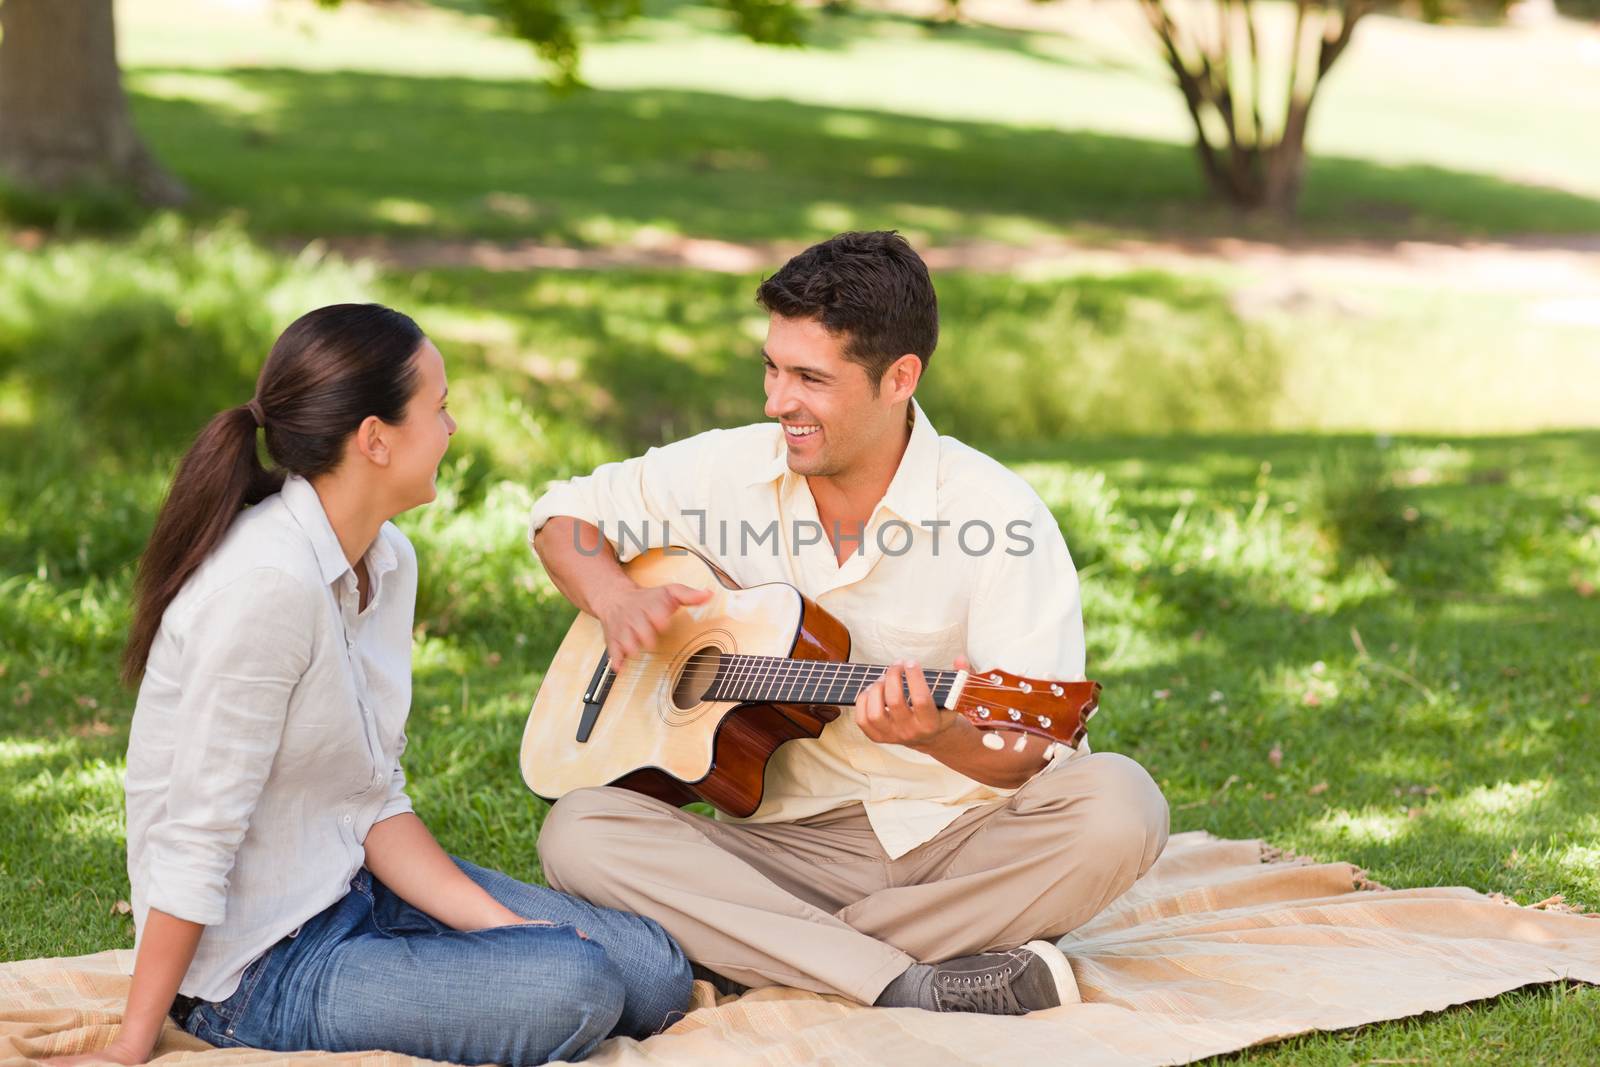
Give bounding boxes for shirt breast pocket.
[869,619,966,669]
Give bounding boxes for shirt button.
[343,815,352,825]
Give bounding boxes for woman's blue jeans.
[180,857,694,1065]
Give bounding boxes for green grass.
[93,0,1600,244]
[2,224,1598,1062]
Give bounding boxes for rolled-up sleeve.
[966,500,1086,684]
[375,733,413,823]
[142,568,315,925]
[528,432,718,562]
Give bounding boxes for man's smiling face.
[762,314,906,480]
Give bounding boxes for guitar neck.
[703,655,960,707]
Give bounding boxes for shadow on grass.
[120,69,1600,244]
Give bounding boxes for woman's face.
[386,339,457,509]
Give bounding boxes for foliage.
[0,178,145,233]
[322,0,805,85]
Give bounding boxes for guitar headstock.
[949,669,1100,749]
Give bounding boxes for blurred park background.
[2,0,1599,1060]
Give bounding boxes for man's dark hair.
[756,230,939,385]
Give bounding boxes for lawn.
[107,0,1600,244]
[3,224,1598,1062]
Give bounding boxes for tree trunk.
[1261,143,1305,215]
[1262,112,1311,216]
[0,0,186,204]
[1140,0,1364,220]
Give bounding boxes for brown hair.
[755,230,939,385]
[123,303,425,684]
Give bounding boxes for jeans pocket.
[186,1004,250,1050]
[205,941,278,1042]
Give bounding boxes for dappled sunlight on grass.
[136,71,279,120]
[108,65,1600,246]
[117,0,1600,235]
[1556,842,1600,883]
[1453,779,1555,821]
[1311,807,1411,846]
[1,233,1595,1050]
[0,737,77,774]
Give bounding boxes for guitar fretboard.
[703,655,959,707]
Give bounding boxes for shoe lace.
[933,965,1023,1014]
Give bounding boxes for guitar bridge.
[577,657,616,743]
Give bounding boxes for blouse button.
[343,814,353,825]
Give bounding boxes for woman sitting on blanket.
[46,304,693,1067]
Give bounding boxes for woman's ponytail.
[123,404,285,684]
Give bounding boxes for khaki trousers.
[537,751,1169,1005]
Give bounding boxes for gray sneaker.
[929,940,1080,1015]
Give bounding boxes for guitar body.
[523,549,1101,818]
[520,549,851,817]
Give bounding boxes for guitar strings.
[589,650,1045,696]
[587,664,1064,735]
[592,647,1015,685]
[581,649,1064,701]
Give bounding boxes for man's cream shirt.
[528,401,1087,860]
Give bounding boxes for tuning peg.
[1008,709,1021,721]
[1040,716,1052,729]
[1050,683,1063,696]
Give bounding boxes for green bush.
[926,271,1284,440]
[0,216,383,450]
[1554,0,1600,17]
[0,178,146,233]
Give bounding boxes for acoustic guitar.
[520,547,1101,817]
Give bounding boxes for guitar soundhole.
[672,645,723,710]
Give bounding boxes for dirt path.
[311,231,1600,325]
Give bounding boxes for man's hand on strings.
[594,581,712,669]
[854,656,972,749]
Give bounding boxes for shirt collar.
[748,438,792,488]
[878,399,940,528]
[280,474,397,587]
[746,399,941,527]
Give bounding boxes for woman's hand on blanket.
[41,1038,150,1065]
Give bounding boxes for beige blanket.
[7,831,1598,1067]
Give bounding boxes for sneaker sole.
[1022,940,1081,1006]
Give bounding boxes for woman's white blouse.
[124,474,416,1002]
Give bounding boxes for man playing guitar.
[529,231,1168,1015]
